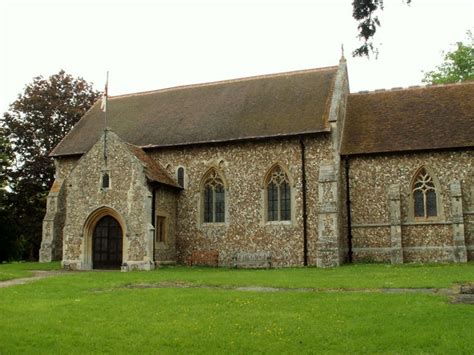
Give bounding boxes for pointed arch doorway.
[92,215,123,269]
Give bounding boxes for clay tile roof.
[341,81,474,155]
[51,66,337,157]
[125,143,181,189]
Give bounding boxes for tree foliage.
[422,32,474,85]
[3,70,100,190]
[352,0,411,57]
[1,70,99,260]
[0,128,11,188]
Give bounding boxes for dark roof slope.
[51,66,337,156]
[341,82,474,155]
[125,143,181,189]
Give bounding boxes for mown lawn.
[0,263,473,354]
[0,261,61,281]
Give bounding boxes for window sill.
[265,220,292,226]
[405,219,449,226]
[201,222,227,227]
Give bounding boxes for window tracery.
[202,169,225,223]
[412,167,438,219]
[265,165,291,221]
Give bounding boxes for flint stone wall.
[61,132,154,270]
[348,150,473,262]
[150,135,335,267]
[39,157,79,263]
[154,186,178,263]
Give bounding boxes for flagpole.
[102,71,109,163]
[105,71,108,130]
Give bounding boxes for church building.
[39,57,474,270]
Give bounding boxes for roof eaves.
[341,144,474,157]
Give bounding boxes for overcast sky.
[0,0,473,113]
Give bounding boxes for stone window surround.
[100,169,112,191]
[408,166,444,223]
[176,166,186,188]
[198,166,229,226]
[262,163,295,225]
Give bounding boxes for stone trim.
[261,162,295,188]
[81,206,128,270]
[352,223,391,228]
[402,221,452,226]
[316,163,341,267]
[99,169,112,191]
[408,165,445,223]
[39,179,64,262]
[198,166,229,226]
[388,184,403,264]
[450,180,467,262]
[175,165,187,188]
[261,162,295,224]
[352,221,453,228]
[353,246,456,252]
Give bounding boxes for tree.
[1,70,100,260]
[422,32,474,85]
[0,128,11,189]
[0,128,19,262]
[352,0,412,57]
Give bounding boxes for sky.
[0,0,473,113]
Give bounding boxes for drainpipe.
[344,157,353,263]
[300,139,308,266]
[151,187,156,262]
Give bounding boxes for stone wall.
[60,132,155,270]
[150,135,335,267]
[39,157,79,262]
[154,186,178,263]
[348,150,473,263]
[466,174,474,260]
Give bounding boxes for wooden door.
[92,216,123,269]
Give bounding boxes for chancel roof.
[341,82,474,155]
[51,66,338,156]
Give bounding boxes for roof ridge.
[109,65,339,100]
[351,80,474,96]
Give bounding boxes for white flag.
[100,77,108,112]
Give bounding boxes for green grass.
[0,263,473,353]
[0,261,61,281]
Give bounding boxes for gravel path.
[0,270,65,288]
[2,272,472,304]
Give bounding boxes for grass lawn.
[0,261,61,281]
[0,262,473,354]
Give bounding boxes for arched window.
[102,172,110,189]
[412,167,438,219]
[265,165,291,221]
[177,167,185,188]
[202,169,225,223]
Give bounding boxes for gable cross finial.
[340,43,347,64]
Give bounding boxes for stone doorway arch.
[82,207,127,270]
